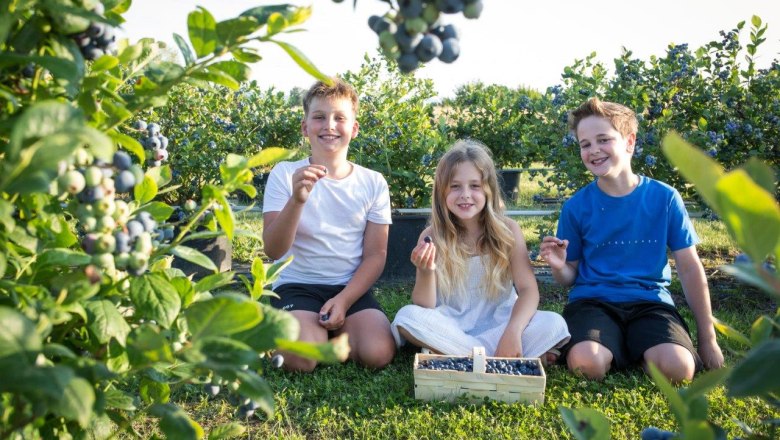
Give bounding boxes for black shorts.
[562,299,702,371]
[270,283,384,316]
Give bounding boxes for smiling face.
[576,115,636,179]
[444,160,486,225]
[301,96,359,158]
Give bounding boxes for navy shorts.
[562,299,702,371]
[270,283,384,316]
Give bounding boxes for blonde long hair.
[431,139,515,301]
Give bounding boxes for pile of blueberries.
[417,357,542,376]
[132,120,170,167]
[71,2,117,61]
[363,0,484,73]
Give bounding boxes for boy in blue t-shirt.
[540,98,724,383]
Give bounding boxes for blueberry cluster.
[418,357,472,372]
[59,149,171,278]
[71,3,117,61]
[133,120,169,167]
[485,359,541,376]
[417,357,542,376]
[365,0,484,73]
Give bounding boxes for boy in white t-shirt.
[262,77,396,372]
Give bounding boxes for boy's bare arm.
[334,221,389,307]
[673,246,725,370]
[261,203,304,260]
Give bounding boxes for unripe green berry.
[59,170,86,195]
[84,166,103,187]
[96,215,116,233]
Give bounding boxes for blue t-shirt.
[556,176,698,305]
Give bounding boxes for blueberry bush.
[0,2,353,438]
[146,82,304,205]
[562,133,780,440]
[344,53,451,208]
[534,16,779,200]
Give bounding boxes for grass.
[131,280,775,439]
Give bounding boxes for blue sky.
[120,1,780,98]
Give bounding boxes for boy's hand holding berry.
[539,236,568,269]
[292,165,328,204]
[319,298,346,330]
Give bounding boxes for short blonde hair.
[568,97,638,139]
[302,77,359,117]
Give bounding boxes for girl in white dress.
[391,140,570,363]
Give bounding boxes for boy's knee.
[566,343,612,380]
[282,355,318,373]
[644,345,695,383]
[355,341,396,369]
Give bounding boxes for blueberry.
[147,123,161,137]
[115,170,136,193]
[113,151,132,170]
[398,53,420,74]
[204,384,220,397]
[236,404,255,419]
[320,313,330,321]
[271,353,284,368]
[640,427,676,440]
[734,253,751,264]
[424,236,432,244]
[133,120,147,131]
[415,34,443,62]
[438,38,460,63]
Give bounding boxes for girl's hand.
[410,236,436,271]
[495,331,523,358]
[539,236,568,270]
[292,164,328,204]
[319,297,346,331]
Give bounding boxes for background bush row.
[154,16,778,208]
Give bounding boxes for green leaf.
[51,376,95,427]
[104,387,137,411]
[697,117,707,131]
[130,274,182,328]
[85,300,131,346]
[134,175,159,204]
[173,33,195,66]
[264,255,293,287]
[210,60,251,83]
[739,157,776,196]
[213,192,235,241]
[266,12,287,35]
[0,307,42,369]
[141,202,175,223]
[682,367,732,402]
[190,66,240,90]
[274,333,350,364]
[750,315,774,346]
[239,5,298,25]
[146,164,173,188]
[216,16,261,45]
[247,147,296,168]
[194,271,236,293]
[234,303,299,352]
[720,263,779,300]
[127,325,175,367]
[727,339,780,398]
[141,377,171,404]
[559,406,611,440]
[185,294,263,340]
[269,40,330,84]
[713,316,752,347]
[109,131,145,163]
[751,15,762,27]
[681,420,715,440]
[715,169,780,262]
[90,55,119,72]
[236,370,275,417]
[151,403,204,439]
[37,249,91,268]
[231,48,262,63]
[208,422,246,440]
[187,7,218,58]
[117,42,144,64]
[0,54,80,84]
[171,245,218,272]
[647,362,687,426]
[7,101,81,159]
[660,132,724,210]
[199,337,257,368]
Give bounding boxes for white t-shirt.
[262,158,392,287]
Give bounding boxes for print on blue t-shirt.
[556,176,698,305]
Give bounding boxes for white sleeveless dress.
[391,256,570,357]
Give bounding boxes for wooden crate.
[413,346,545,404]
